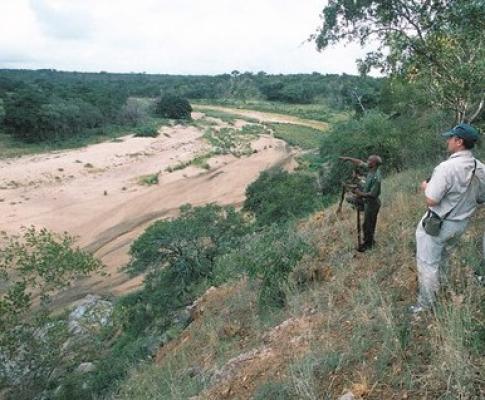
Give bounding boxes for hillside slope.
[115,168,485,400]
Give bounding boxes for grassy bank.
[192,99,349,124]
[0,117,171,159]
[114,166,485,399]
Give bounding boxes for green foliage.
[124,204,250,333]
[0,227,104,399]
[240,123,267,136]
[155,94,192,119]
[195,98,348,123]
[203,126,254,156]
[260,80,315,104]
[318,110,444,195]
[120,97,153,126]
[0,228,104,323]
[138,172,159,185]
[244,168,322,226]
[269,123,325,149]
[314,0,485,123]
[0,98,5,125]
[228,224,314,308]
[0,70,381,149]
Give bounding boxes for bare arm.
[339,156,366,167]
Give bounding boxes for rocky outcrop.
[68,294,113,335]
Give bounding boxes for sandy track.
[194,104,328,131]
[0,112,297,305]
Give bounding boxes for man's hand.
[353,189,365,198]
[420,180,428,191]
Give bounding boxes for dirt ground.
[0,111,297,305]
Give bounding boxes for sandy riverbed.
[0,112,297,305]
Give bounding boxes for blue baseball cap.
[441,123,479,142]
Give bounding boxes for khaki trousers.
[415,215,469,307]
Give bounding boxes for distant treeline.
[0,69,381,143]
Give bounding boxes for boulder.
[68,294,113,335]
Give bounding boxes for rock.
[186,286,217,321]
[68,294,113,335]
[76,362,96,374]
[339,392,355,400]
[173,309,192,328]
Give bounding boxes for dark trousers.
[363,199,380,246]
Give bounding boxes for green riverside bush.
[244,168,322,225]
[155,94,192,119]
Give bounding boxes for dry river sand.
[0,112,298,306]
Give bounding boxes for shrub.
[0,227,104,399]
[123,204,250,334]
[155,94,192,119]
[138,172,159,185]
[221,224,314,308]
[244,168,322,225]
[318,110,444,195]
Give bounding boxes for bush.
[318,110,444,195]
[123,204,250,333]
[220,224,314,308]
[244,168,322,225]
[155,94,192,119]
[0,227,104,399]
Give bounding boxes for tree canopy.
[314,0,485,123]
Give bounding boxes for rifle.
[357,206,362,249]
[336,163,365,248]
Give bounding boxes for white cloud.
[0,0,372,75]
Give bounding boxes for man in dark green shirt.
[339,155,383,252]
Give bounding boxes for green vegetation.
[196,108,259,124]
[138,172,159,185]
[1,6,483,396]
[0,69,376,153]
[155,94,192,119]
[203,126,254,156]
[315,0,484,124]
[318,106,447,197]
[0,117,170,159]
[194,98,350,124]
[238,224,314,308]
[0,228,105,399]
[244,168,322,226]
[269,123,325,150]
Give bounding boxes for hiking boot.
[357,242,374,252]
[356,244,368,252]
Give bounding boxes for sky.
[0,0,371,75]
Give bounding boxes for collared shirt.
[426,150,485,221]
[364,167,382,200]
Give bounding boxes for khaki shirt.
[426,150,485,221]
[364,167,382,199]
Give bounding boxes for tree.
[314,0,485,123]
[0,227,104,398]
[0,98,5,126]
[123,204,250,333]
[244,168,322,225]
[155,94,192,119]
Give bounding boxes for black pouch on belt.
[422,209,444,237]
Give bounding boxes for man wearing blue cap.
[412,123,485,314]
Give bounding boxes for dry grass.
[113,167,485,400]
